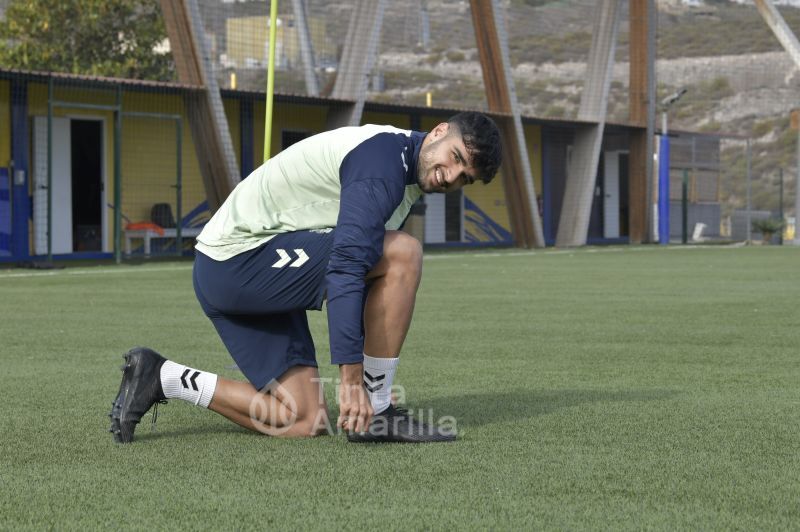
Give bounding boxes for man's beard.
[416,139,441,193]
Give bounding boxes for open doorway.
[424,190,464,244]
[33,116,105,255]
[602,150,630,239]
[71,120,103,251]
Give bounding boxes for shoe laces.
[387,405,411,419]
[150,399,168,432]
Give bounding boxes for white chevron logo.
[291,249,309,267]
[272,249,291,268]
[271,249,309,268]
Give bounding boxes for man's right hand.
[338,363,374,433]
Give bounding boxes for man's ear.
[432,122,449,139]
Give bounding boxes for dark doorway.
[70,120,103,252]
[588,153,605,240]
[619,153,630,237]
[445,189,463,242]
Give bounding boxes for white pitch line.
[421,244,751,261]
[0,264,193,279]
[424,246,634,261]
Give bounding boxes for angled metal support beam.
[754,0,800,67]
[326,0,387,129]
[556,0,623,247]
[291,0,320,96]
[470,0,544,248]
[628,0,656,244]
[159,0,239,211]
[754,0,800,244]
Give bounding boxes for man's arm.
[327,177,402,363]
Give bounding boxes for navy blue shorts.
[193,229,335,390]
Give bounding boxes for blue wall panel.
[0,168,10,256]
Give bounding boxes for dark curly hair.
[446,112,503,184]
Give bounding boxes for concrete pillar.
[291,0,320,97]
[556,0,623,247]
[753,0,800,244]
[326,0,387,129]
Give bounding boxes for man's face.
[417,123,479,194]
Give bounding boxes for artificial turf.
[1,245,799,529]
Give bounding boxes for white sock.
[160,360,218,408]
[363,354,399,414]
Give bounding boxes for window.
[445,189,463,242]
[282,130,311,150]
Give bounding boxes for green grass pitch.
[1,245,799,529]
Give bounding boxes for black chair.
[150,203,176,228]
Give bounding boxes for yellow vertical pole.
[264,0,279,162]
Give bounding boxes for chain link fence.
[23,75,209,261]
[2,0,800,257]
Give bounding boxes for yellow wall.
[254,101,265,166]
[0,81,10,165]
[224,97,241,171]
[524,124,543,197]
[226,16,333,67]
[463,172,513,242]
[119,91,207,235]
[255,101,327,163]
[227,17,276,66]
[112,93,243,247]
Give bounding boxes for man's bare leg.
[208,365,329,437]
[111,350,327,442]
[363,230,423,356]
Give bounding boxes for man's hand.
[338,363,373,433]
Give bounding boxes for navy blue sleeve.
[327,134,407,365]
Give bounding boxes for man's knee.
[384,231,423,274]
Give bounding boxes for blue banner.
[658,136,670,245]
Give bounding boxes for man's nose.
[446,166,461,183]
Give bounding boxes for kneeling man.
[110,111,502,443]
